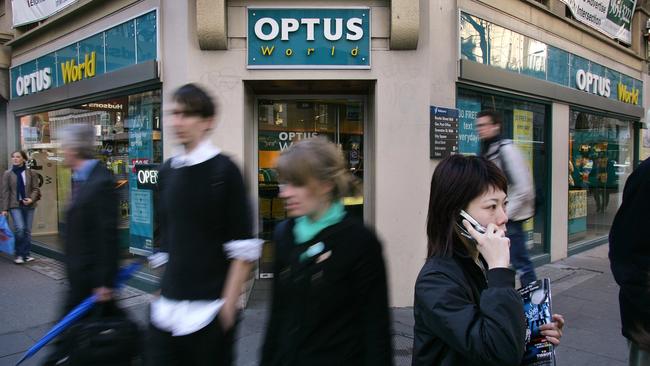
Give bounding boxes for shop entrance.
[256,97,366,277]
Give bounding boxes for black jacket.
[412,253,526,366]
[261,216,393,366]
[609,158,650,350]
[64,162,118,311]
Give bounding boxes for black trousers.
[145,314,235,366]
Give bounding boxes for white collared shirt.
[150,138,262,336]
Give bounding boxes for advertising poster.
[457,98,481,155]
[561,0,637,44]
[12,0,78,27]
[513,109,535,247]
[128,109,154,255]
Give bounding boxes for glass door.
[257,98,365,277]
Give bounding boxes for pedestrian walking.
[477,110,538,287]
[1,150,41,264]
[44,123,120,365]
[260,137,392,366]
[412,155,564,366]
[609,158,650,366]
[146,83,261,366]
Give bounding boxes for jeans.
[507,220,537,287]
[9,206,35,258]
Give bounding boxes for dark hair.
[12,150,28,161]
[426,155,508,257]
[172,83,216,118]
[476,110,502,126]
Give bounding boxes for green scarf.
[293,201,346,244]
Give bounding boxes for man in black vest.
[146,84,261,365]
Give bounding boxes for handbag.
[0,215,15,256]
[64,303,142,366]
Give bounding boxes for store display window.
[457,88,549,256]
[568,109,633,246]
[18,89,162,257]
[257,99,364,276]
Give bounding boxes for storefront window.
[257,99,364,276]
[568,110,633,246]
[19,89,162,257]
[457,88,549,256]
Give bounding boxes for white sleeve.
[224,238,264,261]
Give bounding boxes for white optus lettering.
[575,69,611,98]
[254,18,280,41]
[15,67,52,97]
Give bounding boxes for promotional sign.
[457,98,481,155]
[560,0,636,44]
[12,0,78,27]
[128,106,154,255]
[430,107,459,159]
[513,109,535,248]
[248,8,370,69]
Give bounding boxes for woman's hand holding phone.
[463,221,510,269]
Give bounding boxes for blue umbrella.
[15,261,142,365]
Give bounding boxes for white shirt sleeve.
[224,238,264,261]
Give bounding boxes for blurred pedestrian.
[477,110,537,287]
[412,155,564,366]
[260,137,392,366]
[609,158,650,366]
[1,150,41,264]
[44,123,119,365]
[146,83,261,366]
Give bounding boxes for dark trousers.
[146,314,235,366]
[507,220,537,287]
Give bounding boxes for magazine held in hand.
[518,278,555,366]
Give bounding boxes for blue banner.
[248,8,370,69]
[10,10,157,99]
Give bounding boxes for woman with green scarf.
[260,137,392,366]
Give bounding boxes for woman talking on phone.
[412,155,564,366]
[1,150,41,264]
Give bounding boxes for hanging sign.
[12,0,78,27]
[561,0,636,44]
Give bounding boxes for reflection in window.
[460,13,488,64]
[457,89,549,256]
[568,110,633,246]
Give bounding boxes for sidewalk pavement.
[0,244,628,366]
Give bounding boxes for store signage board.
[247,8,370,69]
[12,0,78,27]
[460,12,643,106]
[430,107,459,159]
[10,10,158,99]
[560,0,636,45]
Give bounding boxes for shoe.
[14,257,24,264]
[24,256,35,262]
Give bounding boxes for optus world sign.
[247,8,370,69]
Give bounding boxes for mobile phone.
[456,210,487,242]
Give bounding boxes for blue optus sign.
[247,8,370,69]
[10,10,157,99]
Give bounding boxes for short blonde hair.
[276,136,359,201]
